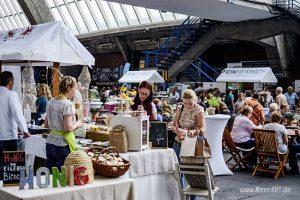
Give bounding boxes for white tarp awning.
[0,21,94,67]
[216,67,278,83]
[119,70,165,83]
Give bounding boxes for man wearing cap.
[0,71,30,179]
[284,86,299,111]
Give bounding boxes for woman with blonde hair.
[171,89,205,200]
[172,89,206,157]
[35,84,52,125]
[45,76,82,170]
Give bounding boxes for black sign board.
[2,151,25,186]
[150,121,168,148]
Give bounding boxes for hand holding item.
[178,128,187,140]
[20,132,31,138]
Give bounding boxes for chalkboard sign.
[150,121,168,148]
[2,151,25,186]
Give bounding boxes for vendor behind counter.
[131,81,157,120]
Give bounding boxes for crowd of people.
[0,69,299,178]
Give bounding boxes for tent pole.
[52,62,60,97]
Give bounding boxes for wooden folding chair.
[179,160,219,200]
[223,128,255,170]
[252,128,289,180]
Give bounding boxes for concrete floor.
[211,152,300,200]
[214,169,300,200]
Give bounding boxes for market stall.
[0,21,95,96]
[118,70,165,83]
[216,67,278,83]
[217,67,278,95]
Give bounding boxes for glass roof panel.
[147,9,162,23]
[0,0,29,31]
[69,2,88,33]
[99,1,118,29]
[46,0,187,35]
[108,2,128,27]
[134,6,150,24]
[174,13,187,20]
[160,11,175,21]
[47,0,55,7]
[60,5,79,34]
[121,5,139,26]
[51,7,64,22]
[77,1,98,32]
[89,0,108,30]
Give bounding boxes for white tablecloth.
[24,135,47,167]
[205,114,233,176]
[121,148,181,200]
[23,138,181,200]
[0,177,136,200]
[121,148,178,178]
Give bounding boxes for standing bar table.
[205,114,233,176]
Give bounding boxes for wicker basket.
[180,157,216,189]
[86,130,109,142]
[89,147,130,178]
[63,150,94,184]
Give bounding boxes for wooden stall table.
[0,177,136,200]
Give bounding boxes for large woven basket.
[86,131,109,142]
[88,147,130,178]
[63,150,94,184]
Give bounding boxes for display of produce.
[86,147,130,178]
[86,125,110,142]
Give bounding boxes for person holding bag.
[45,76,82,170]
[172,89,206,158]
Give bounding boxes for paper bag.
[179,137,197,157]
[195,136,211,158]
[109,125,128,153]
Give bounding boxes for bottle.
[24,104,31,124]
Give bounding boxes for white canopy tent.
[0,21,94,67]
[119,70,165,83]
[216,67,278,83]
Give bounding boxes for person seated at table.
[45,76,83,170]
[288,130,300,175]
[161,98,174,122]
[231,106,260,147]
[153,98,163,122]
[131,81,157,120]
[35,84,52,125]
[263,111,288,154]
[265,103,279,123]
[231,106,260,166]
